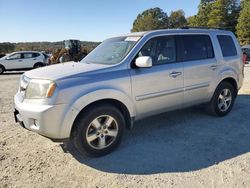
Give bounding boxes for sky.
[0,0,200,42]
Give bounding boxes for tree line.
[0,41,100,55]
[132,0,250,45]
[1,0,249,55]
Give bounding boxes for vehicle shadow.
[60,94,250,175]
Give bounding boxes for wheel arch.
[70,98,133,137]
[0,64,5,69]
[0,64,5,73]
[33,62,44,68]
[60,89,136,139]
[216,68,239,96]
[219,77,238,96]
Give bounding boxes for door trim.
[135,87,183,101]
[184,82,210,92]
[135,82,210,101]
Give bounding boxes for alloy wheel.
[85,115,118,150]
[217,88,232,112]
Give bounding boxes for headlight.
[25,79,56,99]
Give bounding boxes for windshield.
[0,53,12,60]
[81,36,141,65]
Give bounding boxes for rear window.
[217,35,237,57]
[23,53,33,59]
[32,53,40,57]
[179,35,214,61]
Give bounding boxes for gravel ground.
[0,66,250,188]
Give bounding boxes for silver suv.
[14,29,244,156]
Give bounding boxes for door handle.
[169,71,182,78]
[33,58,37,60]
[18,60,22,62]
[210,64,217,70]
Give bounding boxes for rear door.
[22,53,35,68]
[130,35,184,118]
[177,34,217,107]
[33,52,44,65]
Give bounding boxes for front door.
[129,35,184,119]
[5,53,23,69]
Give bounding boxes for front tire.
[0,65,5,74]
[71,104,125,157]
[206,82,236,117]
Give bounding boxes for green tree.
[131,7,169,32]
[207,0,239,31]
[188,0,239,32]
[227,1,240,33]
[236,0,250,45]
[169,10,187,28]
[0,43,15,54]
[188,1,214,26]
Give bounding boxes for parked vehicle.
[0,54,5,58]
[0,51,48,74]
[42,52,51,64]
[14,29,244,157]
[242,45,250,64]
[49,40,87,64]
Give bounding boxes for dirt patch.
[0,68,250,188]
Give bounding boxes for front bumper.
[14,93,71,139]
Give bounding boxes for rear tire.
[71,104,125,157]
[0,65,5,74]
[34,63,44,69]
[206,82,236,117]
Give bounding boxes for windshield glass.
[81,36,141,65]
[64,40,73,49]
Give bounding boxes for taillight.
[242,53,245,75]
[243,63,245,76]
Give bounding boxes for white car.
[0,51,47,74]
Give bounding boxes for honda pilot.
[14,29,244,156]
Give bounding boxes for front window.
[81,36,141,65]
[138,36,176,65]
[7,53,21,60]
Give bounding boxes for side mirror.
[135,56,152,68]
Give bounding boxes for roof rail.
[181,26,223,30]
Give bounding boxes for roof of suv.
[12,51,42,53]
[125,28,233,37]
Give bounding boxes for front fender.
[59,89,136,138]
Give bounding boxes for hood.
[0,56,6,60]
[25,62,110,80]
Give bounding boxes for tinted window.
[32,53,40,57]
[23,53,33,59]
[217,35,237,57]
[42,53,49,58]
[180,35,214,61]
[138,36,176,65]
